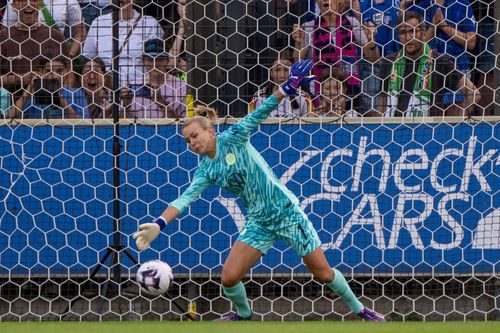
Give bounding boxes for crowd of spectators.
[0,0,186,119]
[0,0,494,119]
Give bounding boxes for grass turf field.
[0,321,498,333]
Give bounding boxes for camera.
[33,78,61,106]
[128,84,152,97]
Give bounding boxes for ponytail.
[183,105,218,130]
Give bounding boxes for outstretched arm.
[228,91,284,139]
[228,60,315,141]
[133,168,211,251]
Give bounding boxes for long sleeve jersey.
[170,94,300,224]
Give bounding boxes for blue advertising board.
[0,122,498,275]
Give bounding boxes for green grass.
[0,321,498,333]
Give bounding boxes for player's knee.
[314,268,334,283]
[221,268,241,287]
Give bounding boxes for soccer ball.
[136,260,174,296]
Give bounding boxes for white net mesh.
[0,0,498,322]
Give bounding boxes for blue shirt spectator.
[359,0,401,57]
[404,0,477,73]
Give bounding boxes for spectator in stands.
[172,51,187,81]
[0,0,70,99]
[292,0,378,113]
[249,55,312,118]
[159,1,187,81]
[376,11,479,117]
[120,38,186,118]
[169,1,186,73]
[83,0,164,85]
[9,56,89,118]
[354,0,400,114]
[306,70,358,117]
[356,0,400,57]
[3,0,87,59]
[400,0,477,75]
[81,57,112,118]
[472,0,495,116]
[78,0,111,28]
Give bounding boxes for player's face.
[182,122,216,156]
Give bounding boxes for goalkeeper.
[133,59,385,322]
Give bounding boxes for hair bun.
[193,105,217,122]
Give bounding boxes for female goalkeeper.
[133,60,384,322]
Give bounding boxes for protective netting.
[0,0,498,322]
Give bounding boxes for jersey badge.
[225,153,236,165]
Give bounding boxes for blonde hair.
[183,105,218,130]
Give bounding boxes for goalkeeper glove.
[279,59,315,96]
[133,217,165,251]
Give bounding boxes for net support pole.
[187,0,217,109]
[111,0,122,283]
[495,0,499,115]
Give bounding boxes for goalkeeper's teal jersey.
[170,94,300,225]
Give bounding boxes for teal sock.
[326,268,364,314]
[223,282,252,318]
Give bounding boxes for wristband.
[279,85,292,97]
[155,216,167,230]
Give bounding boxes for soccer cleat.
[357,307,385,322]
[213,312,252,321]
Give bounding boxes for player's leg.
[217,221,274,321]
[302,248,385,321]
[280,208,384,321]
[218,241,262,320]
[283,218,364,314]
[302,248,363,311]
[302,247,363,312]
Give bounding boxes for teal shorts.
[237,206,321,257]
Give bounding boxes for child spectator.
[81,57,112,118]
[292,0,378,113]
[120,38,186,118]
[357,0,400,57]
[250,56,312,118]
[306,70,358,117]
